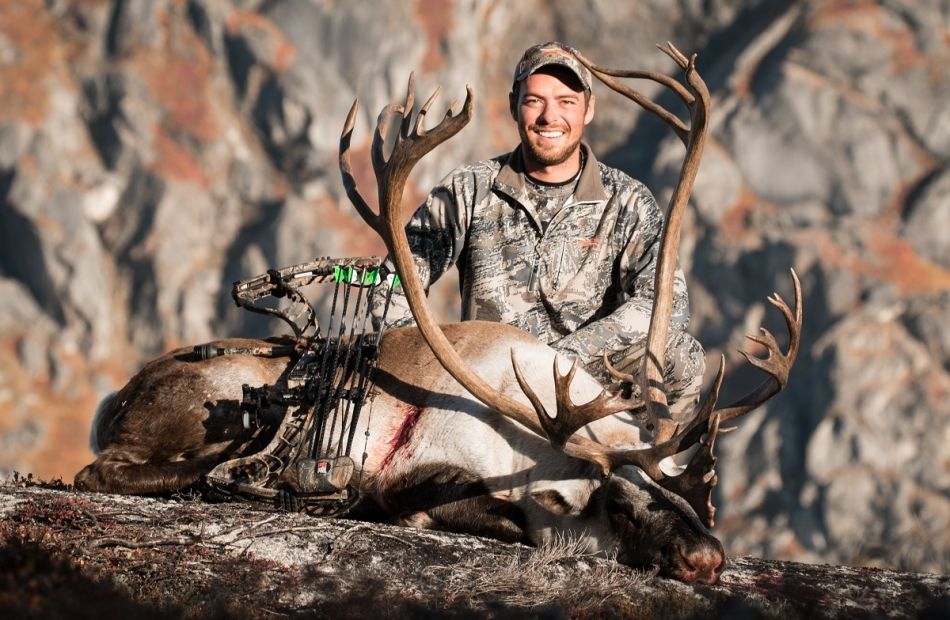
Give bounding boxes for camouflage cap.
[513,41,592,92]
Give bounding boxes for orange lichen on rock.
[0,338,98,483]
[720,187,759,243]
[864,230,950,296]
[137,7,220,144]
[720,187,779,247]
[811,0,928,76]
[0,0,67,124]
[150,124,210,187]
[414,0,454,74]
[811,225,950,297]
[225,9,297,73]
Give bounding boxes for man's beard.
[521,128,583,167]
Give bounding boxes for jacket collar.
[494,142,607,204]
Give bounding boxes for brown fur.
[75,337,295,494]
[371,463,529,544]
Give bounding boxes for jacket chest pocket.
[542,212,610,287]
[539,234,616,320]
[468,215,539,292]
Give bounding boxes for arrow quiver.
[203,257,397,516]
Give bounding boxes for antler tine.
[699,412,722,527]
[510,350,550,418]
[559,361,639,423]
[714,269,803,425]
[398,72,417,140]
[657,44,708,107]
[657,410,722,528]
[415,85,442,136]
[510,351,569,447]
[415,86,474,151]
[743,328,782,365]
[339,98,383,236]
[603,350,635,384]
[381,85,474,187]
[656,41,690,70]
[596,354,724,488]
[573,51,692,144]
[512,351,640,450]
[372,102,404,176]
[577,49,694,104]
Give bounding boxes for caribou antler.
[570,45,804,523]
[714,271,802,425]
[574,43,710,437]
[339,100,382,237]
[602,270,803,431]
[601,269,802,525]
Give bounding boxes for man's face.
[512,67,595,170]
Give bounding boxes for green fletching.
[332,266,382,285]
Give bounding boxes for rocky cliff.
[0,0,946,575]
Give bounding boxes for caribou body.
[75,44,802,585]
[77,323,725,583]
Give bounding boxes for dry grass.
[431,534,653,609]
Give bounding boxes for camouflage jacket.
[374,143,690,368]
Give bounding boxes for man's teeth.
[538,130,563,137]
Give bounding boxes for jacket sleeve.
[371,170,473,330]
[549,184,690,368]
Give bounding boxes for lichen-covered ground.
[2,479,948,619]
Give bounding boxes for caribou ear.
[530,488,597,516]
[530,489,581,515]
[530,479,604,516]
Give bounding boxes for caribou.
[75,44,802,585]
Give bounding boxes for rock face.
[0,0,946,575]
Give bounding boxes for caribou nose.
[679,545,726,585]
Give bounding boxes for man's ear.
[584,94,596,125]
[508,90,518,121]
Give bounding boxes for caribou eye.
[607,497,643,528]
[607,497,624,514]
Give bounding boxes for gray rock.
[903,166,950,268]
[2,484,947,618]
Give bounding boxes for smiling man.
[374,41,705,420]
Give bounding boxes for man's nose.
[536,104,552,124]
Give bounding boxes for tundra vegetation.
[2,479,948,618]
